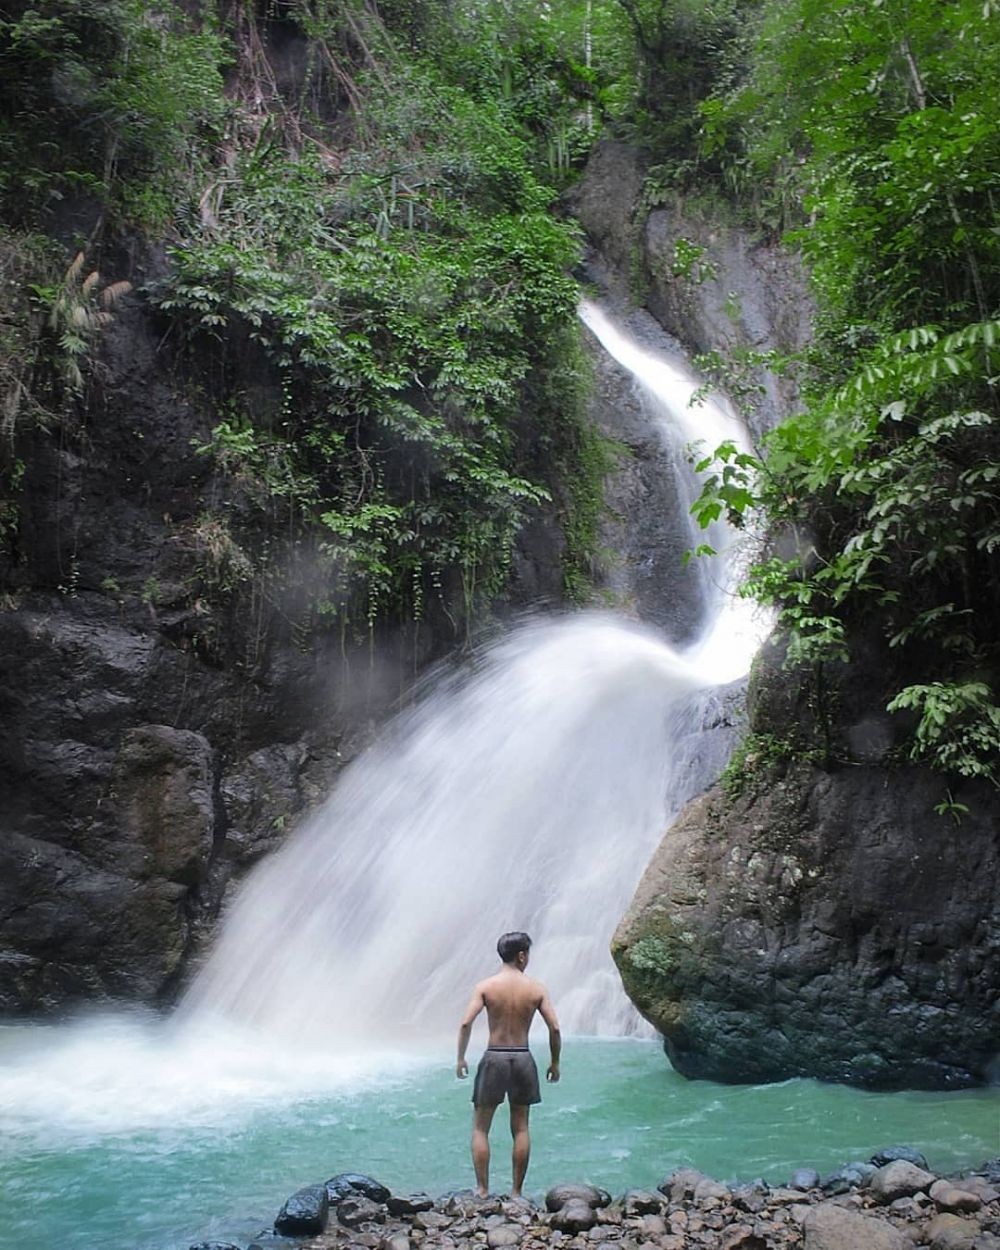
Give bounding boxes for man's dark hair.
[497,931,532,963]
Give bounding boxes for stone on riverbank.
[549,1198,597,1232]
[276,1184,330,1235]
[803,1203,908,1250]
[544,1183,611,1211]
[327,1175,392,1205]
[870,1159,937,1203]
[337,1196,386,1229]
[386,1194,434,1217]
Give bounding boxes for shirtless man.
[456,931,561,1198]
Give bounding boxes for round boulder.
[487,1224,523,1248]
[544,1183,611,1212]
[870,1160,937,1204]
[550,1199,597,1233]
[791,1169,821,1191]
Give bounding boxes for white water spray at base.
[182,616,713,1044]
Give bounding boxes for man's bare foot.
[476,1188,489,1199]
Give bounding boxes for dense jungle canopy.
[1,0,998,797]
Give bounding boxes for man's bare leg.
[472,1103,497,1197]
[509,1103,531,1198]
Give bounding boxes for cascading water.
[181,300,769,1045]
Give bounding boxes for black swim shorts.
[472,1046,541,1107]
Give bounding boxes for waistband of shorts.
[486,1045,530,1052]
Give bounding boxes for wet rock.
[958,1177,1000,1204]
[770,1185,815,1205]
[621,1190,661,1217]
[550,1201,597,1233]
[719,1225,767,1250]
[802,1203,908,1250]
[486,1225,522,1248]
[926,1214,978,1250]
[658,1168,708,1203]
[871,1146,930,1170]
[870,1160,937,1204]
[388,1194,435,1217]
[611,658,1000,1092]
[440,1192,501,1218]
[732,1181,769,1213]
[545,1186,611,1213]
[338,1197,386,1229]
[328,1174,393,1205]
[822,1163,876,1194]
[500,1198,536,1219]
[930,1181,983,1214]
[692,1177,731,1205]
[414,1211,453,1232]
[381,1234,412,1250]
[190,1243,243,1250]
[792,1169,821,1191]
[276,1183,330,1235]
[636,1214,665,1238]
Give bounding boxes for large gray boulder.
[612,639,1000,1090]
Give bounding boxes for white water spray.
[181,303,769,1047]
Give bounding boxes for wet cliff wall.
[0,252,569,1014]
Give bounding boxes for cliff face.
[612,642,1000,1089]
[0,279,567,1013]
[567,140,813,438]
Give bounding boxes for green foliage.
[886,683,1000,785]
[152,48,594,631]
[0,0,228,224]
[691,317,1000,785]
[719,730,807,801]
[681,0,1000,793]
[30,251,131,393]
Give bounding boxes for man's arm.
[456,984,485,1078]
[538,987,561,1083]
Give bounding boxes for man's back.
[480,968,545,1047]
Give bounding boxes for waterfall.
[181,302,768,1047]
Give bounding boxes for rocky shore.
[192,1152,1000,1250]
